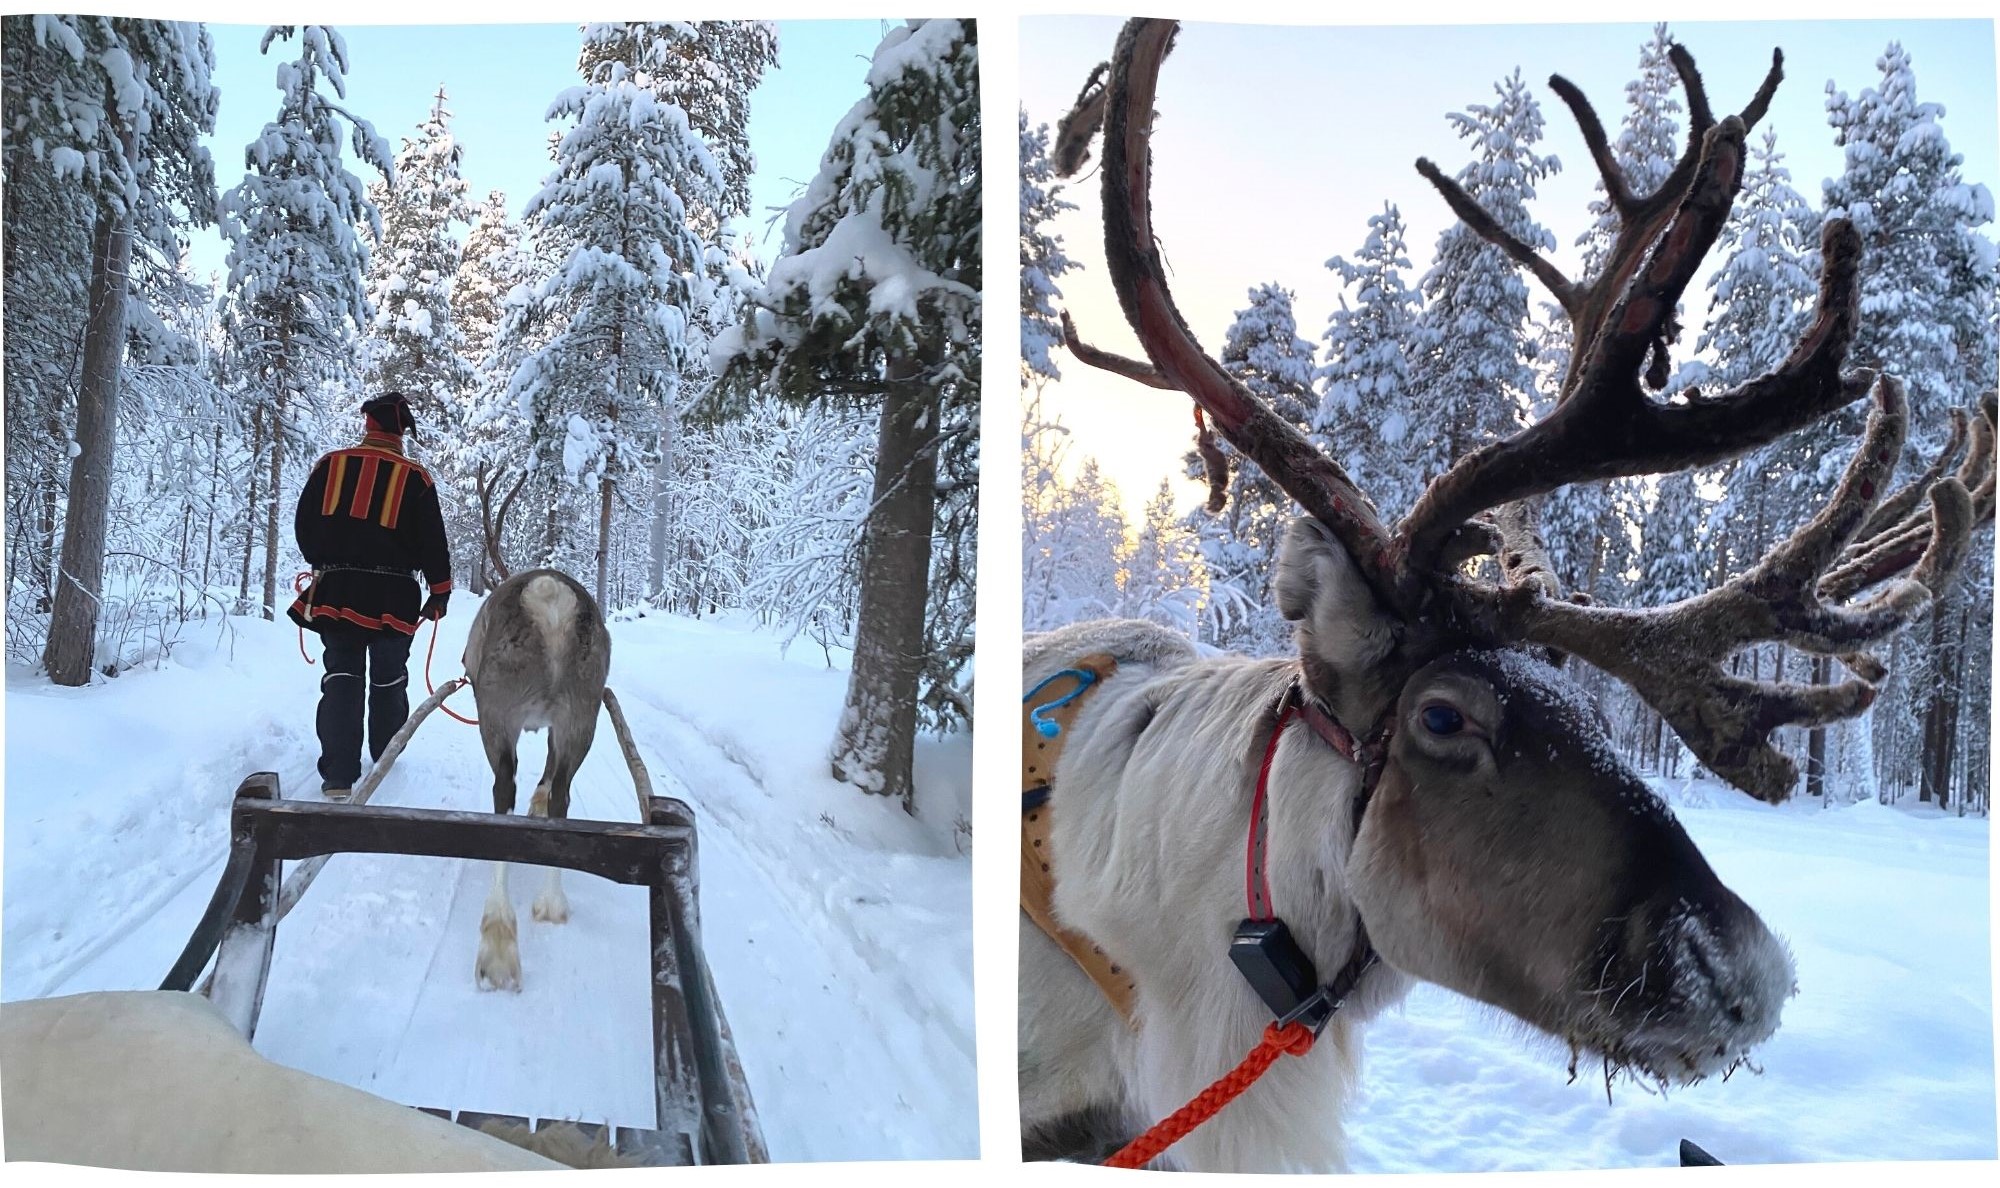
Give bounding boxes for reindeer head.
[1060,19,1993,1088]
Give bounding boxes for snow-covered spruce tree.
[1316,203,1422,520]
[1825,42,1997,808]
[713,19,979,812]
[506,40,720,606]
[575,22,778,606]
[1186,283,1319,655]
[1021,109,1077,387]
[1120,478,1206,635]
[360,88,473,427]
[221,26,392,623]
[7,17,219,683]
[1407,71,1557,507]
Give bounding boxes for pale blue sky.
[185,19,890,285]
[1022,17,2000,522]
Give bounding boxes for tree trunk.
[596,468,614,608]
[647,409,673,604]
[1920,595,1962,808]
[239,405,263,615]
[1805,654,1830,799]
[202,426,222,605]
[829,359,940,814]
[41,193,133,686]
[261,371,288,621]
[35,467,58,612]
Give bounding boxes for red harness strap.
[1106,679,1374,1171]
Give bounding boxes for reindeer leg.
[528,783,570,924]
[530,719,588,924]
[476,861,522,991]
[477,722,524,988]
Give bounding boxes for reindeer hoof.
[532,888,570,924]
[477,913,522,991]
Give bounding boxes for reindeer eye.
[1421,705,1465,736]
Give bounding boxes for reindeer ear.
[1274,516,1399,673]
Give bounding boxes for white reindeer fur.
[522,573,576,670]
[1021,564,1415,1171]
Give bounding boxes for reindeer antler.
[1084,19,1406,612]
[1057,19,1990,802]
[1462,378,1976,801]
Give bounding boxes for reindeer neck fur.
[1025,620,1411,1171]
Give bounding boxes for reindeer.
[1022,20,1995,1172]
[463,568,613,991]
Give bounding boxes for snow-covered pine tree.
[4,19,102,623]
[571,21,779,608]
[360,87,473,428]
[1026,451,1128,630]
[1407,71,1557,505]
[713,19,978,812]
[221,26,392,624]
[577,21,777,230]
[451,189,538,591]
[1824,42,1998,808]
[1635,470,1708,772]
[505,35,720,605]
[1120,478,1205,635]
[1826,42,1995,474]
[1186,283,1318,655]
[1021,109,1077,387]
[9,17,220,683]
[1316,203,1422,520]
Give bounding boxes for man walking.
[287,392,453,798]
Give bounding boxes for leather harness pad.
[1022,653,1138,1026]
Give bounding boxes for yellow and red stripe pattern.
[314,446,433,530]
[379,463,411,529]
[321,454,350,516]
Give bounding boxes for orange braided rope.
[294,572,317,666]
[1103,1020,1317,1169]
[424,617,479,726]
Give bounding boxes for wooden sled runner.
[159,679,766,1167]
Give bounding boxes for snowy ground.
[1346,780,1997,1171]
[2,604,975,1163]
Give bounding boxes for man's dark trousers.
[316,623,415,791]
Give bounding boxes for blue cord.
[1025,667,1097,739]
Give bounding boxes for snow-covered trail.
[3,609,975,1162]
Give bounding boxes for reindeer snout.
[1636,889,1795,1074]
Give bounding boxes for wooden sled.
[159,680,765,1167]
